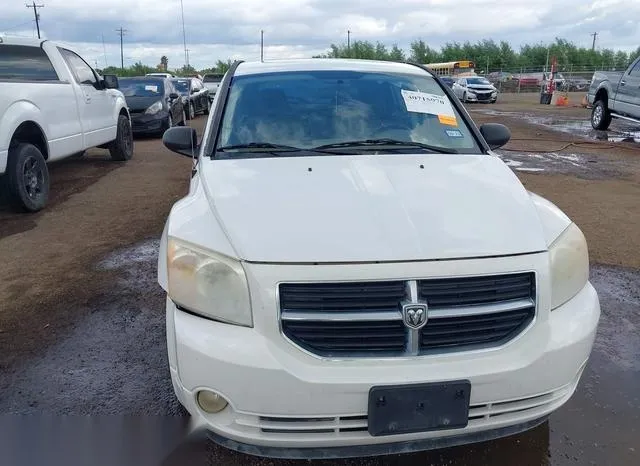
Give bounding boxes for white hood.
[201,154,547,263]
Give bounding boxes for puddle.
[97,238,160,292]
[475,109,640,143]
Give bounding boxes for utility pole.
[180,0,188,68]
[116,27,127,70]
[101,34,108,67]
[260,30,264,62]
[26,2,44,39]
[347,30,351,55]
[185,49,190,69]
[590,32,598,51]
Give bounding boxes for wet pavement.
[471,109,640,144]
[1,240,638,465]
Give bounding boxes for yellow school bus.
[424,61,475,77]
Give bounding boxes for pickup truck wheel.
[591,100,612,130]
[204,99,211,115]
[5,143,49,212]
[109,115,134,161]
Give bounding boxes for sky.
[2,0,639,70]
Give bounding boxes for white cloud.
[1,0,639,70]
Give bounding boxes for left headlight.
[549,223,589,310]
[167,237,253,326]
[145,100,163,115]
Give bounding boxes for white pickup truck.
[0,37,133,212]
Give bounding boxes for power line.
[116,27,127,70]
[590,32,598,51]
[25,2,44,39]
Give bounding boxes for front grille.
[280,282,406,356]
[476,92,492,101]
[279,273,536,358]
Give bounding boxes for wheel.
[591,100,611,130]
[462,92,467,103]
[5,143,49,212]
[204,98,211,115]
[108,114,134,161]
[188,102,195,120]
[178,109,186,126]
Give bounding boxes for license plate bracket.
[368,381,471,436]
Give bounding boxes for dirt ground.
[1,95,639,465]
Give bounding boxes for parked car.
[203,73,225,100]
[453,76,498,103]
[146,72,175,78]
[158,59,600,459]
[171,77,210,120]
[440,76,455,88]
[118,77,185,136]
[588,56,640,130]
[0,37,132,212]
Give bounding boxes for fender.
[0,100,50,153]
[108,89,130,123]
[0,101,50,173]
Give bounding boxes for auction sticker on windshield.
[145,85,159,92]
[401,90,457,126]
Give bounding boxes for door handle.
[620,80,626,86]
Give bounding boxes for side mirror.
[169,92,179,100]
[163,127,198,157]
[103,74,119,89]
[479,123,511,150]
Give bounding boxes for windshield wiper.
[215,142,348,157]
[313,139,458,154]
[217,142,305,152]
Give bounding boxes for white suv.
[158,59,600,459]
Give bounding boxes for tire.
[159,114,173,137]
[178,109,186,126]
[5,143,49,212]
[204,98,211,115]
[462,92,467,103]
[188,102,195,120]
[591,100,611,130]
[108,115,134,161]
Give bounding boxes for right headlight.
[167,237,252,326]
[549,223,589,310]
[145,100,163,115]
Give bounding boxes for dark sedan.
[118,77,186,136]
[172,77,210,120]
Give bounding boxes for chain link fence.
[482,65,622,93]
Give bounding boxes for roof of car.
[234,59,433,77]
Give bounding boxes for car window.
[118,78,165,97]
[204,74,224,83]
[0,45,59,81]
[59,48,97,86]
[173,79,190,94]
[214,70,481,158]
[466,77,491,85]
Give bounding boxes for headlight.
[491,91,497,95]
[145,100,163,115]
[167,237,252,326]
[549,223,589,310]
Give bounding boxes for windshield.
[466,77,491,85]
[204,74,223,82]
[118,79,164,97]
[173,79,190,94]
[213,70,480,158]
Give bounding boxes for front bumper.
[130,111,167,134]
[167,256,600,457]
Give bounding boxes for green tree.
[408,40,440,63]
